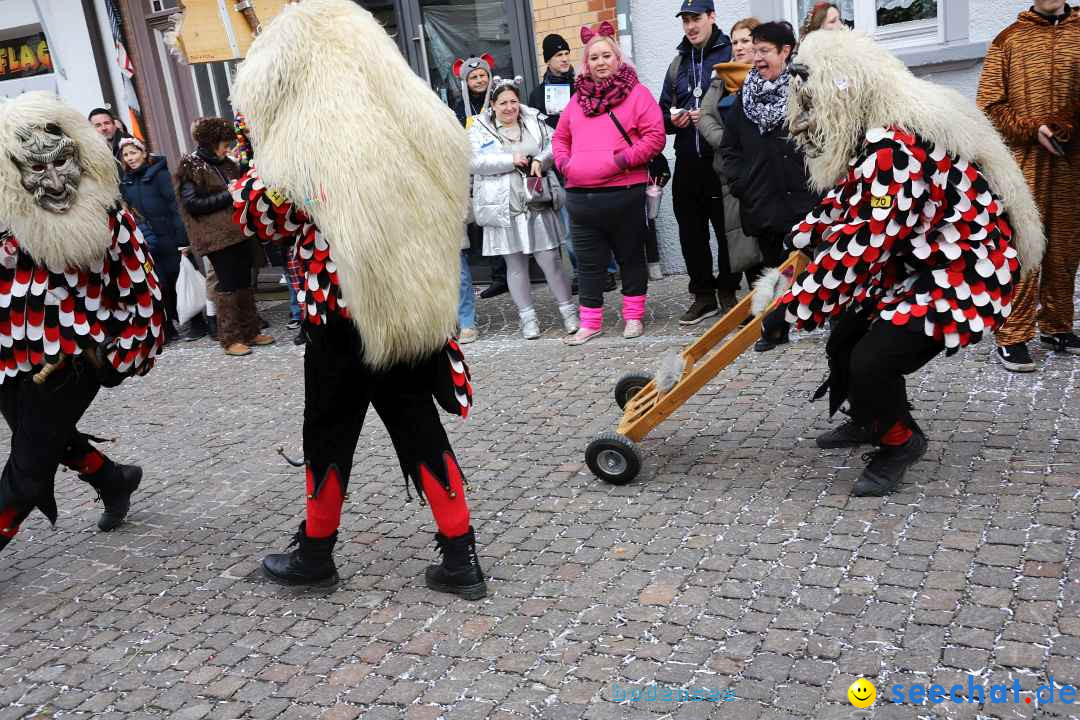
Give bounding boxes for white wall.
[0,0,111,114]
[630,0,1029,276]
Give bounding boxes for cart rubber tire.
[586,432,642,485]
[614,373,653,410]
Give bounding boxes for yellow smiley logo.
[848,678,876,708]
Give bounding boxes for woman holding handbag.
[469,78,578,340]
[551,22,665,344]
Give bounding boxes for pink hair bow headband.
[580,20,616,44]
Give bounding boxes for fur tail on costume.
[751,267,791,316]
[655,351,686,396]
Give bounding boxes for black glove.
[88,343,125,389]
[760,304,790,344]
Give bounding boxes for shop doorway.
[357,0,540,284]
[358,0,537,108]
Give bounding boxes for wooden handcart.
[585,251,809,484]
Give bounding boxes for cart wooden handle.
[617,250,810,442]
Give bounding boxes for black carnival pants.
[300,316,470,539]
[207,241,254,292]
[842,318,944,440]
[0,364,121,550]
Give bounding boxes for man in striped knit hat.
[978,0,1080,372]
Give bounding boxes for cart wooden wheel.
[614,372,652,410]
[586,432,641,485]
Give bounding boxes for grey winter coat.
[468,105,564,256]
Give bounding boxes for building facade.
[0,0,124,112]
[107,0,1034,273]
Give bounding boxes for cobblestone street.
[1,276,1078,720]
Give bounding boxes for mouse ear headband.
[453,53,496,79]
[490,75,524,91]
[580,20,616,44]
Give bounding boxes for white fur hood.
[788,29,1045,274]
[230,0,471,368]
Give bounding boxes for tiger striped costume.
[977,6,1080,352]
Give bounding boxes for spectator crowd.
[91,0,1079,372]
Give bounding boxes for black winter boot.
[852,432,929,497]
[82,463,143,531]
[425,526,487,600]
[262,522,340,586]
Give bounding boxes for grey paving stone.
[0,280,1076,720]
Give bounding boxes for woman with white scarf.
[718,21,815,279]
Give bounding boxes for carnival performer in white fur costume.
[0,92,165,556]
[757,29,1043,497]
[228,0,484,598]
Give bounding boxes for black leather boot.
[852,432,929,497]
[262,522,340,586]
[425,526,487,600]
[82,463,143,531]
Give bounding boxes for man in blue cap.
[659,0,736,326]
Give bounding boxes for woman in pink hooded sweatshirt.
[552,22,666,345]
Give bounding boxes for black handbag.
[608,111,671,187]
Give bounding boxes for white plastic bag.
[175,254,207,325]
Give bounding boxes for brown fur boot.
[237,288,274,346]
[216,291,252,356]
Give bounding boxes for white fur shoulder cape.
[230,0,470,369]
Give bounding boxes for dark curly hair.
[190,117,235,150]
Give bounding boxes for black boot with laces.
[425,526,487,600]
[81,462,143,531]
[852,433,929,497]
[262,521,340,586]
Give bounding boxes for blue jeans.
[287,275,301,321]
[458,251,476,330]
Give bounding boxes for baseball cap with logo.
[676,0,714,16]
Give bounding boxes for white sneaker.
[623,319,644,339]
[558,302,580,334]
[520,312,540,340]
[648,262,663,281]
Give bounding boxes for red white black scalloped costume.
[786,127,1019,351]
[231,168,481,592]
[783,126,1020,349]
[0,209,164,553]
[777,126,1021,454]
[0,208,162,377]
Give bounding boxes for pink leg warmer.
[579,305,604,331]
[622,294,647,321]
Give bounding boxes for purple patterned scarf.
[574,64,639,117]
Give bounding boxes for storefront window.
[421,1,514,106]
[791,0,940,46]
